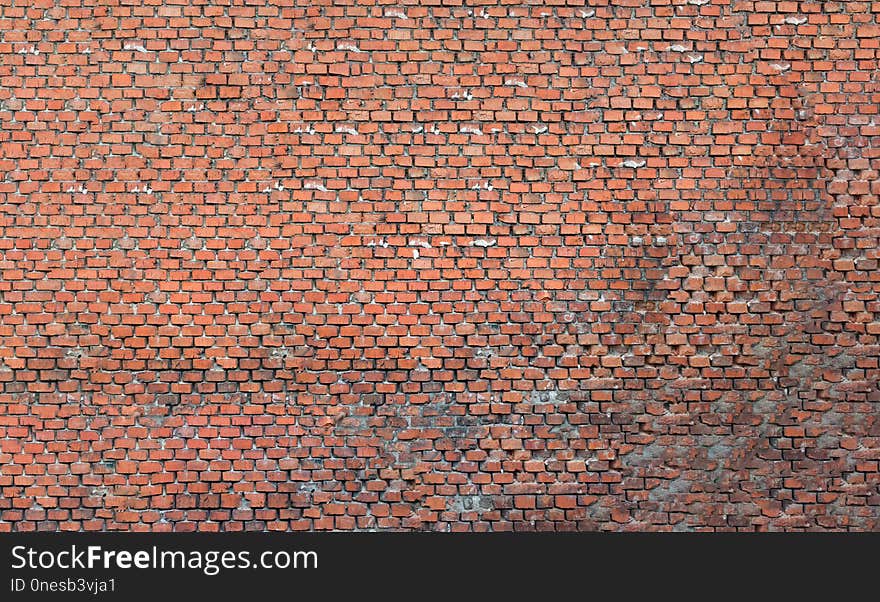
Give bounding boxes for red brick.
[0,0,877,534]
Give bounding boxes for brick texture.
[0,1,878,532]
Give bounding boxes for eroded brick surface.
[0,1,878,531]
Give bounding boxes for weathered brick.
[0,1,877,534]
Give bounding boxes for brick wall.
[0,1,878,531]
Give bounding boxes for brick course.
[0,0,878,531]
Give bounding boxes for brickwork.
[0,1,878,531]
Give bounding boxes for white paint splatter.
[505,79,528,89]
[622,159,646,168]
[784,16,807,25]
[685,54,703,63]
[335,125,358,135]
[124,43,148,53]
[337,42,364,53]
[461,126,483,135]
[385,9,406,19]
[304,181,328,192]
[578,9,595,18]
[667,44,688,53]
[471,238,497,248]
